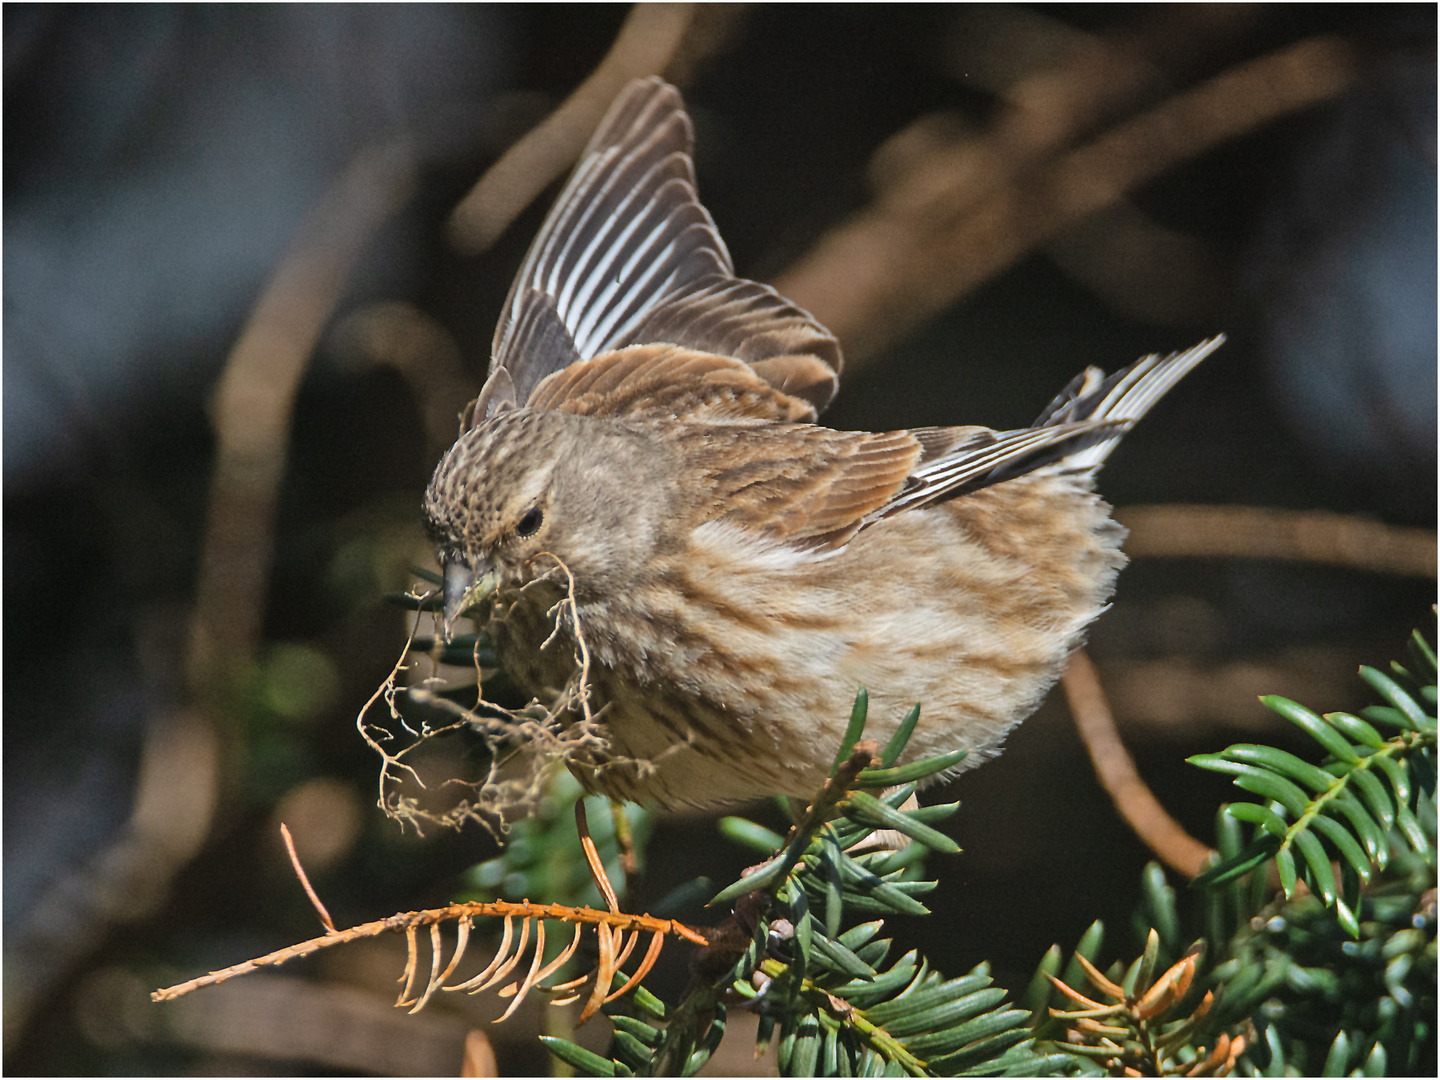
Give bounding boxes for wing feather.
[528,345,817,424]
[490,77,841,417]
[684,427,922,550]
[1031,337,1224,467]
[671,338,1224,551]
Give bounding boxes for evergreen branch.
[1178,627,1438,1075]
[1191,652,1437,932]
[543,690,1048,1077]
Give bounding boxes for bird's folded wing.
[701,428,923,550]
[490,77,841,419]
[684,419,1133,553]
[870,421,1128,520]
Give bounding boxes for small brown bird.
[424,77,1221,807]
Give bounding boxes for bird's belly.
[490,478,1124,807]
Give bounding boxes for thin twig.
[359,561,626,835]
[536,552,599,725]
[576,800,621,914]
[796,741,879,842]
[1063,649,1215,879]
[280,823,336,933]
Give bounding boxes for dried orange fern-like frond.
[152,817,706,1026]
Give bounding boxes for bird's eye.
[516,506,544,538]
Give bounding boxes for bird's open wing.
[489,77,841,420]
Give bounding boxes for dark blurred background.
[4,4,1435,1075]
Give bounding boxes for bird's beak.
[441,558,497,642]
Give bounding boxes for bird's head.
[423,408,673,638]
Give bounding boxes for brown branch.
[280,823,337,933]
[777,35,1359,364]
[576,800,621,914]
[1117,505,1437,579]
[3,709,221,1042]
[328,301,475,458]
[797,740,879,838]
[867,6,1247,234]
[1063,649,1215,879]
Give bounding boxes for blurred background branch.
[446,2,750,256]
[1118,505,1438,579]
[4,4,1433,1074]
[446,2,697,256]
[192,143,419,682]
[776,33,1360,363]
